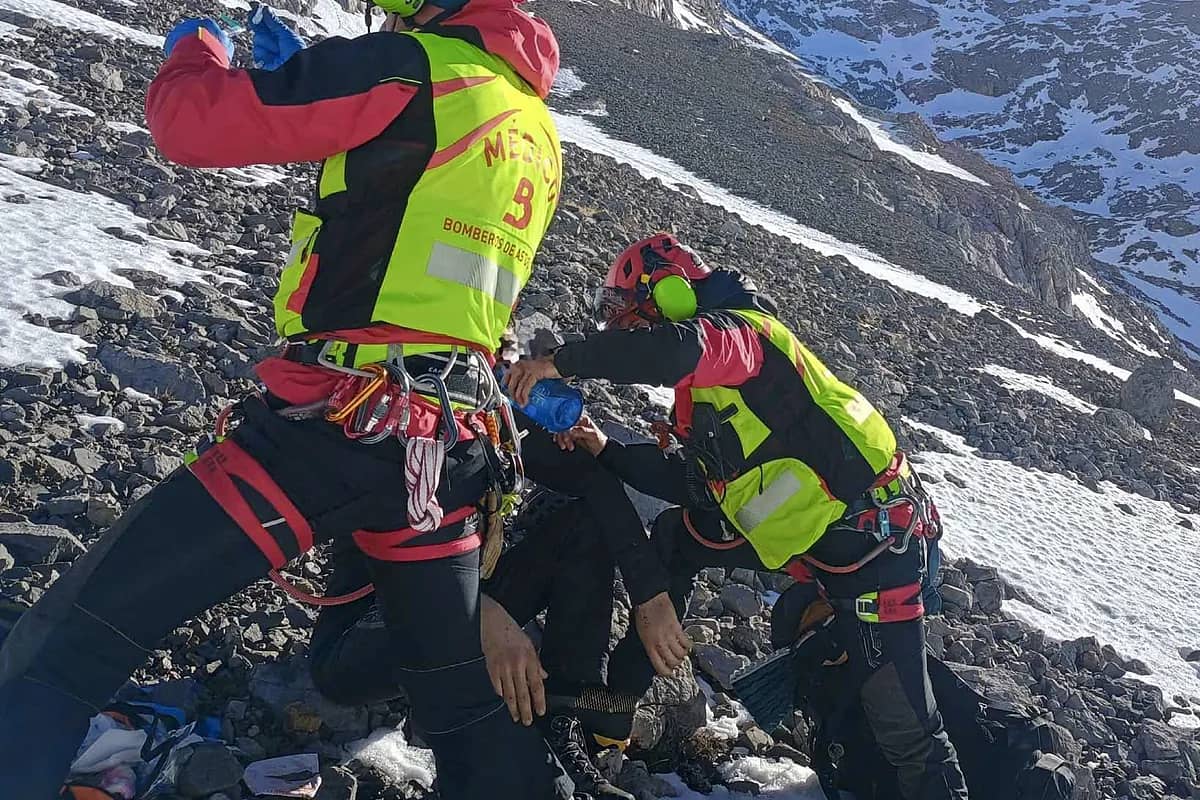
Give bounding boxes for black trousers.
[606,507,968,800]
[310,420,629,706]
[0,398,571,800]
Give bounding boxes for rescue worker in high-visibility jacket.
[0,2,572,798]
[506,233,969,800]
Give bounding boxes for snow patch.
[0,164,208,367]
[302,0,368,39]
[658,759,822,799]
[907,419,1200,705]
[832,98,989,186]
[105,121,148,135]
[550,66,586,98]
[977,364,1097,414]
[0,59,93,117]
[999,316,1200,408]
[1070,290,1159,357]
[674,0,718,34]
[76,413,125,433]
[696,676,752,740]
[554,113,984,316]
[0,0,163,46]
[345,727,435,789]
[0,153,47,174]
[218,164,290,187]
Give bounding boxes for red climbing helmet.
[593,233,710,329]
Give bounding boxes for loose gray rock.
[940,583,973,614]
[1092,407,1147,445]
[64,280,163,320]
[1052,707,1115,747]
[692,644,750,690]
[0,523,85,565]
[972,580,1004,613]
[98,346,206,404]
[1134,720,1190,761]
[1120,360,1181,432]
[0,543,14,573]
[141,454,181,480]
[719,584,762,619]
[176,743,242,798]
[147,219,190,242]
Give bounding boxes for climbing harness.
[188,335,529,606]
[798,453,941,575]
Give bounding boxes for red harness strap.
[188,439,314,569]
[352,505,481,562]
[682,509,746,550]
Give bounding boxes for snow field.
[0,166,208,367]
[907,419,1200,707]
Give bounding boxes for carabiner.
[414,372,460,450]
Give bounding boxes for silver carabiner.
[413,372,460,450]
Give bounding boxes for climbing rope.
[405,436,446,532]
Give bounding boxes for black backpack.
[764,586,1074,800]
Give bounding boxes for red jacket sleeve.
[145,32,424,167]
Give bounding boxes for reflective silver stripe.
[427,242,520,306]
[735,470,802,532]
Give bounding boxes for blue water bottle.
[498,367,584,433]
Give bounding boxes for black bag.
[803,647,1075,800]
[929,657,1075,800]
[766,586,1074,800]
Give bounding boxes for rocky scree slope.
[0,1,1198,799]
[717,0,1200,359]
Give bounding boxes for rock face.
[1121,360,1183,431]
[720,0,1200,357]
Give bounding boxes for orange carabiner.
[325,364,388,424]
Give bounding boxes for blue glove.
[163,18,234,61]
[248,3,306,71]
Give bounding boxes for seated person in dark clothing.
[305,329,687,799]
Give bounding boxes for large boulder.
[1120,360,1181,432]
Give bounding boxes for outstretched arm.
[146,31,425,167]
[553,314,765,389]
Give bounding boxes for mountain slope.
[0,0,1199,797]
[721,0,1200,359]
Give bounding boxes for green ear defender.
[372,0,425,16]
[651,274,698,322]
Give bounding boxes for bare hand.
[635,592,691,677]
[481,594,546,725]
[555,415,608,456]
[503,355,561,407]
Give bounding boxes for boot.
[541,714,635,800]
